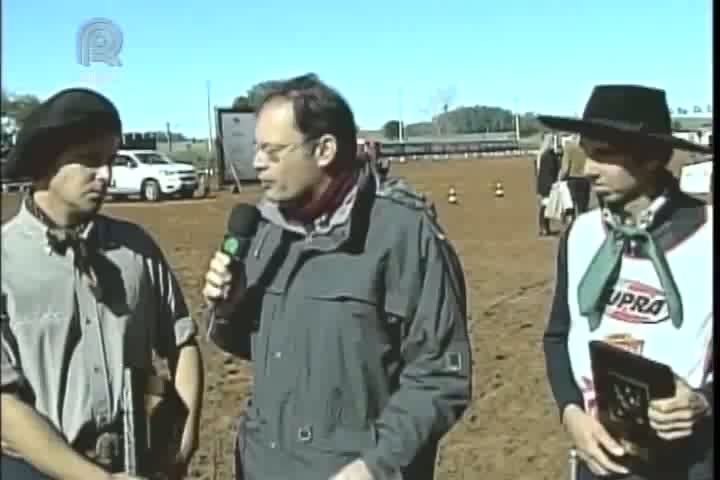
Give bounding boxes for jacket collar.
[256,163,377,253]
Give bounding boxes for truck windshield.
[135,153,172,165]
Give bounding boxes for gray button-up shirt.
[1,200,197,445]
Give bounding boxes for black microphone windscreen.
[227,204,261,238]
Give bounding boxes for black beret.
[3,88,122,180]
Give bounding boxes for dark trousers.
[1,455,53,479]
[565,176,591,214]
[538,199,550,233]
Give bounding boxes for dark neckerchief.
[25,194,92,253]
[577,172,684,331]
[25,195,102,298]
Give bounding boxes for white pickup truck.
[109,149,199,201]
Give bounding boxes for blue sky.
[2,0,712,138]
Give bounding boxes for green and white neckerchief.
[577,192,682,331]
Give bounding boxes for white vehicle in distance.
[109,149,199,202]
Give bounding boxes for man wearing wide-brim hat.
[540,84,713,480]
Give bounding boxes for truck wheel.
[142,180,162,202]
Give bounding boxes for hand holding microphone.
[203,203,260,320]
[203,251,240,312]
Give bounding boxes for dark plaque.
[589,340,676,467]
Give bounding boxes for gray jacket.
[210,167,471,480]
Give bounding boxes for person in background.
[559,135,592,224]
[536,134,562,236]
[370,142,390,178]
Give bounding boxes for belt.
[1,430,124,473]
[82,431,124,472]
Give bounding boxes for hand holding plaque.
[588,340,675,466]
[562,404,630,476]
[648,375,711,441]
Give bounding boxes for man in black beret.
[1,88,204,480]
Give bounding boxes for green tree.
[232,95,252,110]
[382,120,400,140]
[402,105,547,138]
[1,90,41,126]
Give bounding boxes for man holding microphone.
[202,73,471,480]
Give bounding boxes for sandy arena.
[0,153,694,480]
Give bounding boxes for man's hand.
[562,404,629,476]
[202,251,234,304]
[202,251,246,317]
[329,459,374,480]
[649,375,710,441]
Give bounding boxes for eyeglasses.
[253,138,318,158]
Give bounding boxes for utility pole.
[206,80,214,154]
[166,121,173,152]
[398,88,404,142]
[513,97,520,141]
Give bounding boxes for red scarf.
[284,169,357,224]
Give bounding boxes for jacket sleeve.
[206,285,262,360]
[207,222,278,360]
[542,223,584,419]
[362,213,472,475]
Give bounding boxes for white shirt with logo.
[565,207,713,415]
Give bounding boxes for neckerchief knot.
[577,187,683,331]
[25,195,103,299]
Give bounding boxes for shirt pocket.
[299,281,394,432]
[304,280,382,343]
[4,283,73,330]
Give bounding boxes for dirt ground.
[0,152,694,480]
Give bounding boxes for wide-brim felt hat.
[537,85,711,154]
[2,87,122,180]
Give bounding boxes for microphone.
[221,203,262,263]
[206,203,261,342]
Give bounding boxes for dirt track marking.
[470,278,552,332]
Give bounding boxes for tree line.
[381,107,548,140]
[230,81,548,140]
